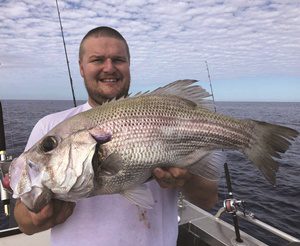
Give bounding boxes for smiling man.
[79,31,131,106]
[14,26,218,246]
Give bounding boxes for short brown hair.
[79,26,130,61]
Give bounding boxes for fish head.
[9,154,52,212]
[9,129,102,212]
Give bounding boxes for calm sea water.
[1,100,299,245]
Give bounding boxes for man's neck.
[88,98,102,108]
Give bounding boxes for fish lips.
[9,155,29,197]
[21,186,52,213]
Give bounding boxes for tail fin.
[244,120,299,186]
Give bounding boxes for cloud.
[0,0,300,101]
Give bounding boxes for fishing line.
[205,60,217,113]
[55,0,77,107]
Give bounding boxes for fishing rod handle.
[0,101,6,153]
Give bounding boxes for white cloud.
[0,0,299,101]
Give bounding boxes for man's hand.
[153,167,191,189]
[153,167,218,210]
[14,199,76,235]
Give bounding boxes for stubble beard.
[84,78,130,106]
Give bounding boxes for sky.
[0,0,300,102]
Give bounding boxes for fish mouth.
[10,156,51,212]
[9,155,31,196]
[0,173,12,193]
[21,187,52,213]
[0,161,12,193]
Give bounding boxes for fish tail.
[244,120,299,185]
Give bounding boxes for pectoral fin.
[97,152,124,176]
[121,185,154,209]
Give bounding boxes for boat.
[1,192,300,246]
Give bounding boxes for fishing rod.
[205,62,244,242]
[0,101,10,217]
[204,62,300,244]
[55,0,77,107]
[178,61,218,218]
[216,164,300,243]
[223,162,243,243]
[205,61,217,113]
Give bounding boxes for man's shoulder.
[37,102,91,132]
[25,102,91,151]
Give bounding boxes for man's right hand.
[14,199,76,235]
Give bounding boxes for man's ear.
[79,60,84,77]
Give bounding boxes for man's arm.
[14,199,75,235]
[153,167,218,210]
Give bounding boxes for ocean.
[1,100,299,245]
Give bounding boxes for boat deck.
[177,200,268,246]
[1,199,299,246]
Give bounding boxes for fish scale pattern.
[82,94,253,194]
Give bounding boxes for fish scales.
[86,95,253,153]
[81,95,257,193]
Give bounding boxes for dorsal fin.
[103,80,213,109]
[148,79,212,108]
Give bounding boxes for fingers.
[29,199,76,228]
[14,198,75,235]
[153,167,191,189]
[30,202,54,227]
[53,200,76,225]
[153,168,175,188]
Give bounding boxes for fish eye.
[40,136,58,153]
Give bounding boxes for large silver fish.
[9,80,299,212]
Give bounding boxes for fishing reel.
[223,198,246,215]
[214,163,245,243]
[0,153,12,217]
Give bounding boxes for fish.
[9,80,299,212]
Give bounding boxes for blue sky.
[0,0,299,102]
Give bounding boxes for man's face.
[79,36,130,106]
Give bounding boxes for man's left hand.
[153,166,218,210]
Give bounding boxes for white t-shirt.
[25,102,179,246]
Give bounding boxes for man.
[14,26,218,245]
